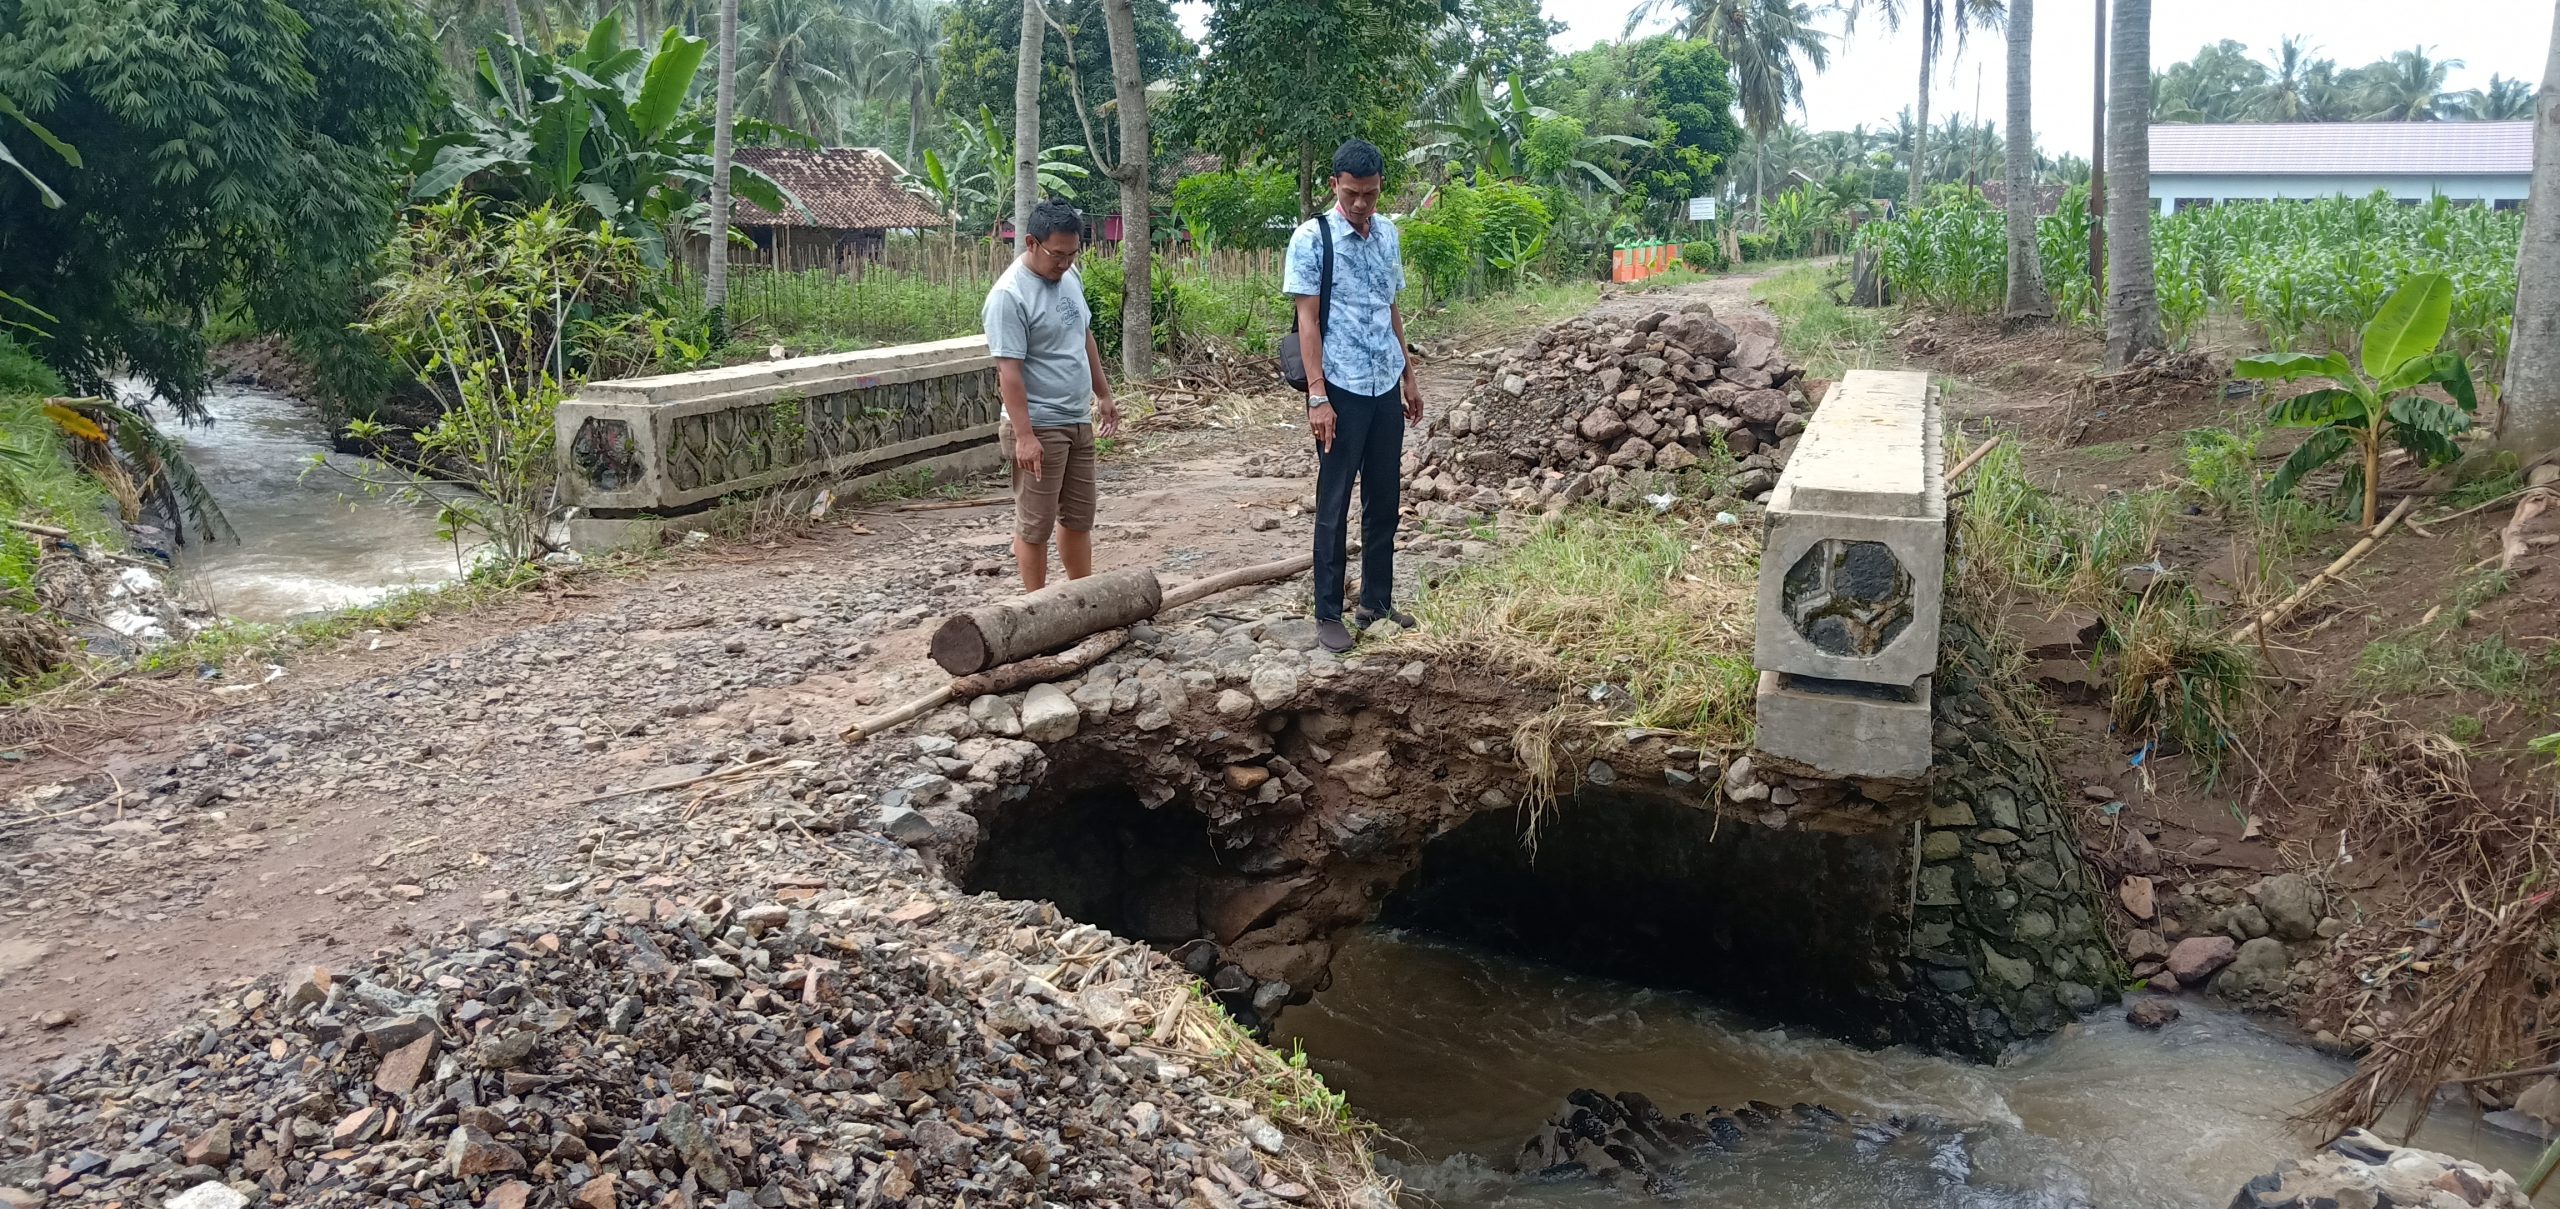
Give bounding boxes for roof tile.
[2149,122,2533,177]
[732,147,953,230]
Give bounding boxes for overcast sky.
[1172,1,2553,160]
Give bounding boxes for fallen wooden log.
[1162,554,1315,611]
[930,566,1163,675]
[845,556,1313,744]
[949,628,1129,698]
[1944,435,2002,485]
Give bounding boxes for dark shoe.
[1356,606,1418,630]
[1316,618,1357,653]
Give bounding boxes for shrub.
[1082,255,1193,361]
[1172,168,1298,251]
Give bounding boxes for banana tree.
[407,12,797,263]
[2238,272,2479,531]
[0,93,77,331]
[938,107,1084,238]
[896,147,993,240]
[1407,71,1545,182]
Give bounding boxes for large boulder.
[2210,937,2291,1005]
[2255,872,2322,942]
[2163,935,2237,987]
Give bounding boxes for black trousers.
[1312,382,1404,623]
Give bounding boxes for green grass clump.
[1405,508,1761,744]
[1749,264,1891,378]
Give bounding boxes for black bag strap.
[1316,212,1334,339]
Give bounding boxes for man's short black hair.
[1331,139,1385,181]
[1027,200,1085,242]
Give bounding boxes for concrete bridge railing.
[1753,368,1945,782]
[555,336,1005,545]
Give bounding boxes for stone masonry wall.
[1896,609,2122,1059]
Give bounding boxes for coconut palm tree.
[1625,0,1832,217]
[2103,0,2160,368]
[862,0,947,168]
[2250,36,2332,121]
[2464,73,2535,121]
[1838,0,2005,207]
[2358,46,2463,121]
[734,0,859,139]
[2001,0,2049,326]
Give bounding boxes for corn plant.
[2236,272,2477,532]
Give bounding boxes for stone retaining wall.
[1895,608,2121,1059]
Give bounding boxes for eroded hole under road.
[962,778,1915,1046]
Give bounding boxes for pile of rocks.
[1,870,1335,1209]
[1402,304,1815,514]
[2230,1129,2531,1209]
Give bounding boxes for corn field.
[1859,192,2521,380]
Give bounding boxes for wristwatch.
[1306,394,1330,409]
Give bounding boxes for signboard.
[1687,196,1717,222]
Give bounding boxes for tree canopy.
[937,0,1190,212]
[1546,37,1743,206]
[1171,0,1457,213]
[0,0,438,414]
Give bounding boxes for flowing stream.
[151,382,464,622]
[1282,931,2554,1209]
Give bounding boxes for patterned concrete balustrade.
[1752,369,1945,781]
[555,336,1003,544]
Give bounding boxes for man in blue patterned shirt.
[1285,138,1423,653]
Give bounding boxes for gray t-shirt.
[981,259,1093,428]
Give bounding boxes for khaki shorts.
[1011,422,1097,545]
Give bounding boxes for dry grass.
[2295,711,2560,1136]
[1403,507,1761,747]
[1141,985,1392,1208]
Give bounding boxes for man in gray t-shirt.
[982,200,1119,591]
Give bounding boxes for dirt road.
[0,271,1784,1078]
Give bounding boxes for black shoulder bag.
[1278,215,1334,394]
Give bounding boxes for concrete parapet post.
[1752,369,1945,782]
[554,336,1002,532]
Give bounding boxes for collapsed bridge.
[836,367,2118,1061]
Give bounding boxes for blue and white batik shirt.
[1283,209,1408,397]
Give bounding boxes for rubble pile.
[1403,303,1816,513]
[1,869,1343,1209]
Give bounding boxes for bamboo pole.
[2226,495,2420,645]
[1944,435,2004,485]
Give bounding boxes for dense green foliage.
[934,0,1191,214]
[1862,192,2521,373]
[2151,38,2528,124]
[1540,36,1743,213]
[1171,0,1451,211]
[1171,168,1301,251]
[410,15,795,264]
[357,201,665,561]
[0,0,439,414]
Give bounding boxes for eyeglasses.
[1034,242,1083,264]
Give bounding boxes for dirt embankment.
[1892,301,2560,1106]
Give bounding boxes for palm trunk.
[1101,0,1153,377]
[2102,0,2162,368]
[706,0,739,317]
[2500,2,2560,455]
[501,0,526,45]
[1910,27,1935,207]
[906,78,925,169]
[1753,131,1766,224]
[1013,0,1045,252]
[2002,0,2054,326]
[775,59,797,137]
[2088,0,2106,288]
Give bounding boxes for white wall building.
[2148,122,2532,214]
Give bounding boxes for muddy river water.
[152,382,464,621]
[1284,931,2553,1209]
